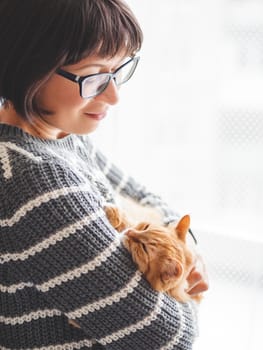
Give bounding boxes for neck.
[0,105,68,139]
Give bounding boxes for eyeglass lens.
[81,58,138,98]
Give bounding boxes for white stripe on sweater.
[0,185,91,227]
[0,142,42,180]
[1,339,93,350]
[0,145,12,179]
[0,282,34,293]
[0,142,42,162]
[0,208,105,263]
[101,157,112,177]
[0,309,62,325]
[67,270,142,319]
[36,238,121,292]
[99,293,164,346]
[115,173,128,193]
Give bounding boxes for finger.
[187,280,209,296]
[187,269,202,286]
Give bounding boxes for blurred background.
[92,1,263,349]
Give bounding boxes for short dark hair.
[0,0,143,120]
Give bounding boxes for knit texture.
[0,123,198,349]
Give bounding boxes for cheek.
[128,242,149,273]
[145,261,163,290]
[38,76,84,110]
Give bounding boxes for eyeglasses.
[56,56,140,99]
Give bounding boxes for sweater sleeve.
[1,160,198,350]
[94,148,181,225]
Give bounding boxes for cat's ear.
[160,259,183,283]
[175,215,191,242]
[134,222,150,231]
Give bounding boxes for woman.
[0,0,208,349]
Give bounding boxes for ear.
[175,215,190,242]
[134,222,150,231]
[160,259,183,283]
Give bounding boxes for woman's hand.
[186,253,209,297]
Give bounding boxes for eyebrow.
[77,63,107,69]
[74,57,128,71]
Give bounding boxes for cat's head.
[122,215,194,292]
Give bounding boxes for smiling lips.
[84,112,106,121]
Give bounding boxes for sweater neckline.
[0,123,80,150]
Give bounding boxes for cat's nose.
[125,229,140,242]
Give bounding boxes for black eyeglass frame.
[56,56,140,99]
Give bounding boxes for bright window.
[93,1,263,349]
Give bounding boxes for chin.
[73,124,100,136]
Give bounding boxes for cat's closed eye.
[141,243,148,253]
[135,222,150,231]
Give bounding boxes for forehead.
[63,51,129,71]
[144,228,172,241]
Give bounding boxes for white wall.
[94,0,263,241]
[93,2,263,348]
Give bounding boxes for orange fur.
[105,205,202,303]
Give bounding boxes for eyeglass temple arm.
[56,68,80,83]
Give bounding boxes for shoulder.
[0,138,98,216]
[0,139,75,180]
[0,140,42,178]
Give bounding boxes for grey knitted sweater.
[0,123,198,350]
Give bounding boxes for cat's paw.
[104,205,128,232]
[104,205,121,226]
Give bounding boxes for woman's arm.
[94,148,180,225]
[94,146,209,298]
[3,160,198,350]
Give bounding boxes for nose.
[95,79,119,105]
[125,229,142,242]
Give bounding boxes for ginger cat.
[105,205,202,303]
[68,204,202,329]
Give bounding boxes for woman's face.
[34,53,126,139]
